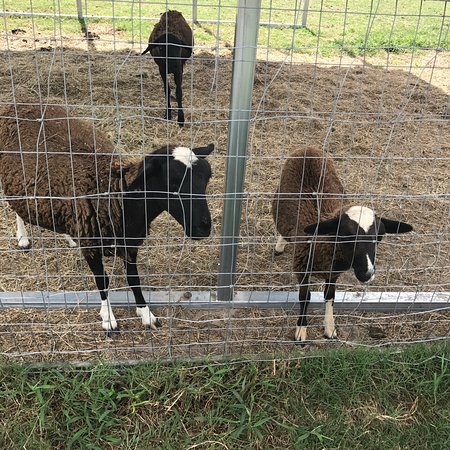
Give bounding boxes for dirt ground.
[0,29,449,362]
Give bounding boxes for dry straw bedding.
[1,307,449,363]
[0,43,448,361]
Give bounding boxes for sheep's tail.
[141,43,157,55]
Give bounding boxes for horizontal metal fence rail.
[1,291,449,311]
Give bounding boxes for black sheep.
[142,10,193,127]
[0,102,214,334]
[272,147,413,343]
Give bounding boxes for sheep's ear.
[380,218,413,234]
[193,144,214,158]
[304,217,339,235]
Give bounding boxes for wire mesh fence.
[0,0,449,363]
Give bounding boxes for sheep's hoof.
[273,248,284,257]
[105,325,120,338]
[17,237,31,251]
[147,318,162,330]
[294,326,307,346]
[324,328,338,340]
[136,306,161,330]
[294,339,308,347]
[66,238,77,248]
[324,333,338,341]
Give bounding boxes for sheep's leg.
[83,250,118,335]
[174,70,184,127]
[159,66,172,120]
[274,234,287,256]
[64,234,77,248]
[16,214,30,250]
[295,276,311,344]
[324,280,337,339]
[124,251,162,330]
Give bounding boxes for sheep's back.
[0,103,114,156]
[0,103,125,244]
[150,10,193,58]
[273,147,346,279]
[273,147,344,237]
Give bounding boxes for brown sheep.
[272,146,413,344]
[0,101,214,334]
[142,10,194,127]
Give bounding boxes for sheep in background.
[142,10,194,127]
[0,102,214,334]
[272,146,413,344]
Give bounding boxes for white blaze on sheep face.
[365,254,375,283]
[172,146,198,168]
[346,206,375,232]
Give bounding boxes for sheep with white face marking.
[272,146,413,344]
[0,102,214,334]
[142,10,193,127]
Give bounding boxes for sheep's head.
[304,206,413,283]
[128,144,214,239]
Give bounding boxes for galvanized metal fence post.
[302,0,310,28]
[217,0,261,302]
[76,0,83,20]
[76,0,88,37]
[192,0,198,23]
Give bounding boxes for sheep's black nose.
[355,269,375,284]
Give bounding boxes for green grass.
[1,1,448,55]
[1,342,450,449]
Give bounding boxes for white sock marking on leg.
[65,234,77,248]
[136,306,158,330]
[275,235,287,253]
[324,300,337,339]
[100,299,117,331]
[295,325,307,342]
[16,215,30,248]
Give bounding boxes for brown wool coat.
[272,146,350,281]
[149,10,193,59]
[0,102,143,254]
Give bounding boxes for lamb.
[142,10,194,127]
[272,146,413,344]
[0,101,214,334]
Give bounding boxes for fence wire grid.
[0,0,449,363]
